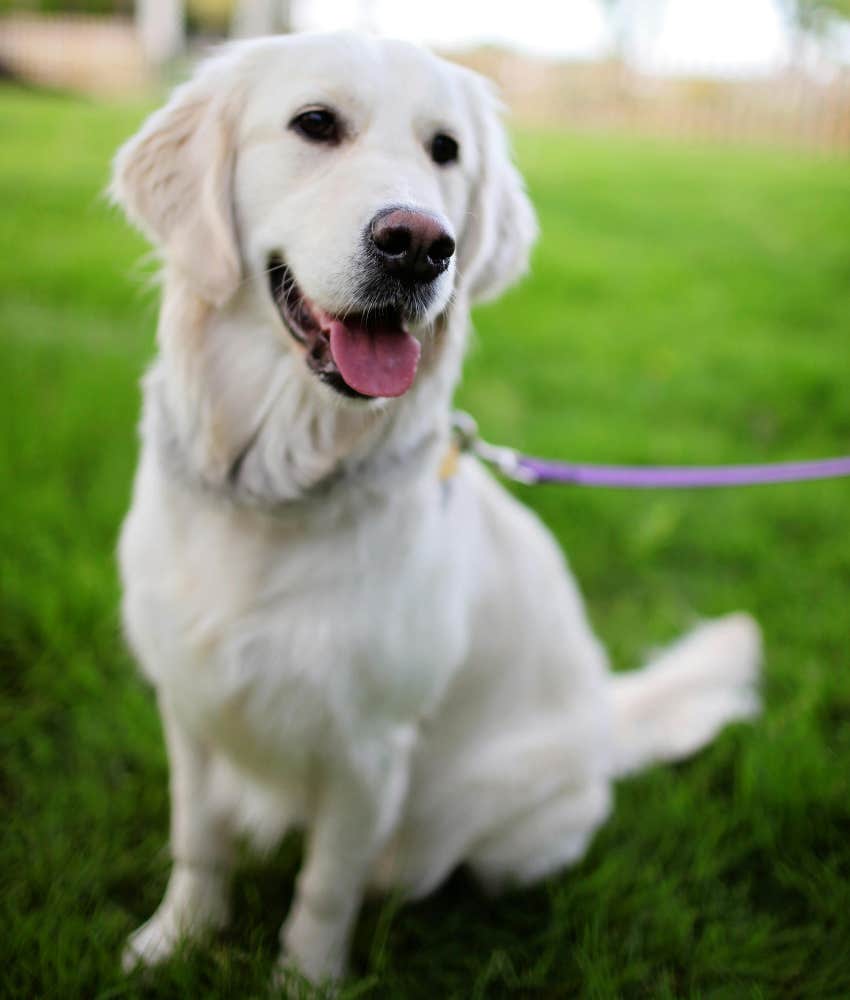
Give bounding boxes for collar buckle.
[450,411,539,485]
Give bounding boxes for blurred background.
[2,3,850,998]
[2,0,850,149]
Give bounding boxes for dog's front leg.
[279,742,409,984]
[123,695,232,971]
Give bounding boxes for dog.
[112,32,762,985]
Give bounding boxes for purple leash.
[452,412,850,489]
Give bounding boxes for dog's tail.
[610,612,762,778]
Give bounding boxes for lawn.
[1,85,849,999]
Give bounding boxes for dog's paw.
[122,865,231,973]
[275,903,348,989]
[121,905,229,973]
[122,912,183,972]
[271,956,341,998]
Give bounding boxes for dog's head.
[112,33,537,403]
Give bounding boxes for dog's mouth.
[268,256,421,399]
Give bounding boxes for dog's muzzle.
[267,209,455,401]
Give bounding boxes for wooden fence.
[455,49,850,154]
[2,15,849,152]
[0,14,147,94]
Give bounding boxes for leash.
[451,412,850,489]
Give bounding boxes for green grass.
[2,85,850,999]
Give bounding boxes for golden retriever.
[112,31,761,985]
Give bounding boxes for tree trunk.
[231,0,292,38]
[137,0,184,65]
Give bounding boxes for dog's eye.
[290,108,340,144]
[430,133,459,166]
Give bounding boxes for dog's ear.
[457,72,538,305]
[111,56,242,307]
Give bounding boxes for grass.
[1,84,849,999]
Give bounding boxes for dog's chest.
[135,480,473,773]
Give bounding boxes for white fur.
[112,33,761,985]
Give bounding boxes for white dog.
[113,32,761,985]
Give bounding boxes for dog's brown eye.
[290,108,340,144]
[431,133,459,166]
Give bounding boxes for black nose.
[370,208,455,284]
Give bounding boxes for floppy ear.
[111,57,242,307]
[458,72,538,305]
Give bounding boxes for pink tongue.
[326,319,421,398]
